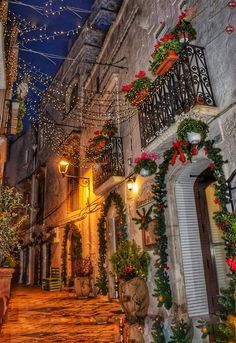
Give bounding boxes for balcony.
[139,44,216,148]
[92,136,125,194]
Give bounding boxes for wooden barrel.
[124,323,145,343]
[119,277,149,323]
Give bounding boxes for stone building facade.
[5,0,236,341]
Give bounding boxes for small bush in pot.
[111,240,150,323]
[74,257,93,298]
[177,118,209,142]
[75,256,93,277]
[110,240,150,281]
[134,152,158,177]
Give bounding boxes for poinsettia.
[122,71,152,104]
[226,257,236,271]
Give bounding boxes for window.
[37,178,45,225]
[68,165,79,212]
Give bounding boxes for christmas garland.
[152,138,233,341]
[61,222,82,285]
[96,191,127,295]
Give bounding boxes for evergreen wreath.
[96,191,127,295]
[61,222,82,285]
[151,136,232,341]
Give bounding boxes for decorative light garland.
[96,191,127,295]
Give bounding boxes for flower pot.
[153,50,179,76]
[139,168,151,177]
[187,131,201,144]
[0,268,14,299]
[74,276,91,298]
[130,88,149,107]
[178,31,189,43]
[119,277,149,323]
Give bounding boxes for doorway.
[194,169,228,314]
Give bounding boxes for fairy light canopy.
[7,0,95,128]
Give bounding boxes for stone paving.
[0,286,124,343]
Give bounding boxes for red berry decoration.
[227,1,236,9]
[225,25,235,33]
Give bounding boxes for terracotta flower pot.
[0,268,14,299]
[119,277,149,323]
[153,50,179,76]
[130,88,149,106]
[74,276,91,298]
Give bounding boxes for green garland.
[61,222,82,285]
[96,191,127,295]
[152,137,232,341]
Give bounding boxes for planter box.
[130,88,149,106]
[153,50,179,76]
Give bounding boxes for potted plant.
[149,33,181,76]
[171,10,197,43]
[102,120,118,137]
[0,185,28,297]
[110,240,150,323]
[74,256,93,298]
[134,152,158,177]
[122,70,152,106]
[177,118,209,144]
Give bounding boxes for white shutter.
[175,180,209,317]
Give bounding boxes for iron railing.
[139,44,216,148]
[92,136,125,190]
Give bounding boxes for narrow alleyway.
[0,286,123,343]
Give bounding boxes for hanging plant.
[149,34,181,76]
[171,10,197,43]
[16,98,26,134]
[96,191,127,295]
[134,152,158,177]
[85,121,118,162]
[122,70,152,106]
[176,118,209,143]
[61,222,82,285]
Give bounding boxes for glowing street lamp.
[58,158,70,176]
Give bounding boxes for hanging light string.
[21,25,82,44]
[8,10,47,35]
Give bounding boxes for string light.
[21,26,81,44]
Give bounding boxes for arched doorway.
[174,160,228,318]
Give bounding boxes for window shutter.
[175,181,209,317]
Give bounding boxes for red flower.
[214,197,220,205]
[217,223,223,230]
[160,33,175,43]
[226,257,236,271]
[164,264,170,271]
[191,146,198,156]
[122,83,133,92]
[204,147,208,156]
[124,265,133,274]
[94,130,101,135]
[208,163,215,170]
[135,70,146,78]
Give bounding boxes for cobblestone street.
[0,287,123,343]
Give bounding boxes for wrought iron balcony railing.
[139,44,216,148]
[92,136,125,190]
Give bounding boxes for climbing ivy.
[61,222,82,285]
[96,191,127,295]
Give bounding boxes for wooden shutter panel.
[175,180,209,317]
